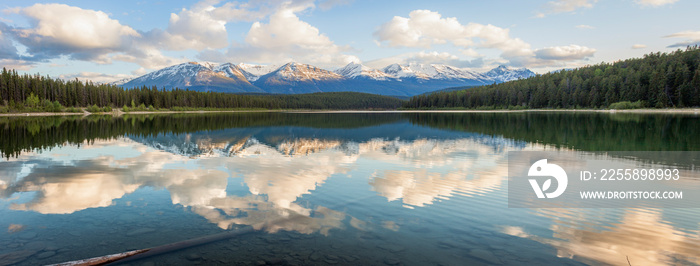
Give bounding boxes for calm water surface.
[0,112,699,265]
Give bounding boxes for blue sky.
[0,0,698,83]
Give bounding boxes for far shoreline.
[1,108,699,117]
[0,109,279,117]
[298,108,700,114]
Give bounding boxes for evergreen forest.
[405,47,700,109]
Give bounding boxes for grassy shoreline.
[1,108,700,117]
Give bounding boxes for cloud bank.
[373,10,596,68]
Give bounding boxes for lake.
[0,112,699,265]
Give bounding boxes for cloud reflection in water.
[2,135,699,265]
[0,136,512,236]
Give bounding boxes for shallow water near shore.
[0,112,699,265]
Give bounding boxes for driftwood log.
[48,227,255,266]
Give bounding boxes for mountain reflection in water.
[0,112,698,266]
[2,136,511,229]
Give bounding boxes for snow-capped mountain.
[122,62,210,88]
[213,63,256,83]
[482,65,536,83]
[121,62,262,93]
[253,62,346,94]
[118,61,536,96]
[334,62,395,80]
[382,63,489,81]
[237,63,281,82]
[261,62,344,82]
[383,63,423,79]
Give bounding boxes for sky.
[0,0,698,83]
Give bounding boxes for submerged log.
[118,227,255,264]
[48,249,150,266]
[49,227,255,266]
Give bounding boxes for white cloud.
[131,67,149,76]
[634,0,679,7]
[163,7,229,50]
[373,10,595,69]
[413,51,461,62]
[664,30,700,48]
[246,8,331,49]
[374,10,471,48]
[469,24,533,58]
[151,0,287,51]
[0,59,35,70]
[461,48,480,57]
[9,4,139,62]
[544,0,597,13]
[17,4,139,50]
[3,1,311,70]
[111,47,188,70]
[535,0,597,18]
[3,3,186,70]
[534,45,596,60]
[200,3,359,67]
[664,31,700,39]
[576,24,594,29]
[373,10,532,60]
[58,72,136,84]
[631,44,647,49]
[365,51,484,69]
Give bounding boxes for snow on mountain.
[482,65,536,83]
[263,62,344,82]
[252,62,346,94]
[121,62,262,93]
[334,62,394,80]
[237,63,280,81]
[214,63,256,82]
[381,63,488,81]
[122,62,212,88]
[117,61,537,96]
[429,64,488,80]
[382,63,426,79]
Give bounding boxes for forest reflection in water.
[0,112,698,265]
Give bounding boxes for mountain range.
[117,62,536,96]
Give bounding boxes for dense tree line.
[4,112,698,161]
[406,46,700,109]
[406,112,700,151]
[0,69,403,111]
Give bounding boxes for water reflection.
[1,112,699,265]
[366,139,509,207]
[503,208,700,266]
[3,112,700,159]
[1,135,516,235]
[2,140,209,214]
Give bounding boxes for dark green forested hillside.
[406,46,700,109]
[0,68,403,112]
